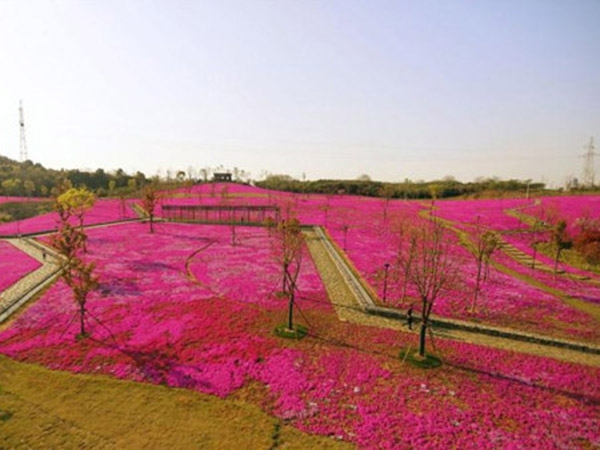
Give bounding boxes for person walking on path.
[406,304,414,330]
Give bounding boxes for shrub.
[574,217,600,265]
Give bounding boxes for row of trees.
[0,155,257,198]
[256,175,546,200]
[0,157,149,198]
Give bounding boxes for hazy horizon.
[1,0,599,187]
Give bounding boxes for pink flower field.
[0,240,41,292]
[1,186,599,448]
[0,217,599,448]
[0,198,137,236]
[157,186,600,340]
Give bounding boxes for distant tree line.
[0,156,258,198]
[0,156,156,198]
[4,153,593,201]
[255,175,547,200]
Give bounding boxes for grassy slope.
[0,355,352,449]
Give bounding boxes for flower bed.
[434,198,532,231]
[0,221,598,447]
[154,187,600,339]
[530,196,600,232]
[0,240,41,292]
[0,198,138,236]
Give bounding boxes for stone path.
[303,227,600,367]
[0,238,61,324]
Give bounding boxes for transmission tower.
[19,100,28,162]
[580,137,598,187]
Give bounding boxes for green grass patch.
[0,200,53,222]
[274,323,308,340]
[0,355,350,449]
[533,241,600,275]
[0,410,13,422]
[399,348,443,369]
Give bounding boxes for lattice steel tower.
[581,137,597,187]
[19,100,28,162]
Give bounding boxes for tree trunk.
[554,248,561,279]
[472,258,482,311]
[418,299,429,357]
[79,302,86,337]
[418,322,427,357]
[287,291,294,330]
[282,265,288,295]
[531,245,537,269]
[150,215,154,233]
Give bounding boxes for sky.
[0,0,599,186]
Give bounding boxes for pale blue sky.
[1,0,599,185]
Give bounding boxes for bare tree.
[141,186,159,233]
[397,217,458,357]
[394,218,413,304]
[552,220,570,278]
[529,217,545,269]
[379,184,395,221]
[470,217,500,312]
[272,218,304,331]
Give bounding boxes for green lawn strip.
[0,355,352,450]
[492,261,600,321]
[535,242,600,278]
[504,205,538,227]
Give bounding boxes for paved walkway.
[0,238,61,324]
[303,227,600,367]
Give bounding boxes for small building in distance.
[213,172,232,182]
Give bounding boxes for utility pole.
[19,100,28,162]
[580,137,597,188]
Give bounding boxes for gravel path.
[303,227,600,367]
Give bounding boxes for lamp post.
[383,263,390,301]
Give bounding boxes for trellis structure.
[161,204,280,225]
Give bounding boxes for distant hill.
[0,155,147,198]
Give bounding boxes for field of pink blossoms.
[0,198,137,236]
[0,185,599,447]
[0,240,41,293]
